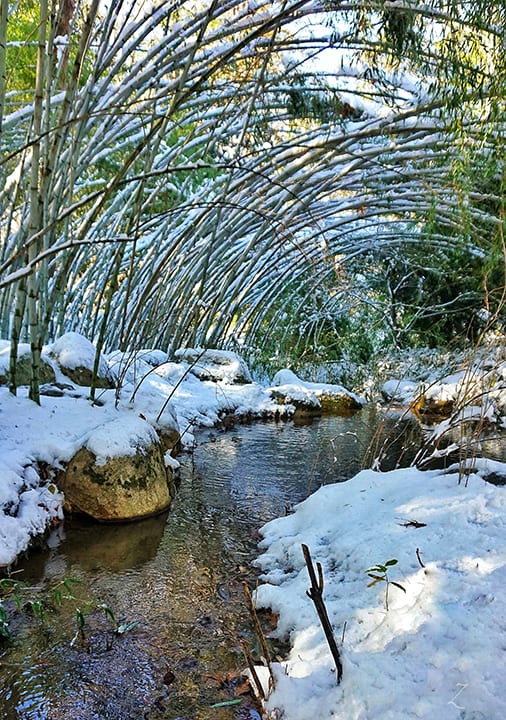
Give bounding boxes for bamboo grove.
[1,0,505,399]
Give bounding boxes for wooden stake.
[302,543,343,684]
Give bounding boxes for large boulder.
[268,374,322,418]
[409,371,475,420]
[174,347,252,384]
[270,369,364,415]
[0,341,56,386]
[58,417,175,521]
[381,378,418,405]
[48,332,114,388]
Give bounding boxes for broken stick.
[302,543,343,684]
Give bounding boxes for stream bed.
[0,408,419,720]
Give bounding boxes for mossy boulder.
[57,417,175,521]
[270,369,364,416]
[315,391,363,413]
[269,387,322,417]
[158,425,182,454]
[0,342,56,386]
[410,396,455,420]
[48,332,114,389]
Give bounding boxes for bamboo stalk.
[26,0,50,404]
[0,0,7,135]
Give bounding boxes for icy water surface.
[0,409,419,720]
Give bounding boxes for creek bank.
[4,416,370,720]
[0,334,365,565]
[253,462,506,720]
[379,350,506,470]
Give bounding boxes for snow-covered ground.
[0,332,360,567]
[255,463,506,719]
[0,337,278,566]
[1,333,505,719]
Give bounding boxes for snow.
[272,368,365,407]
[254,466,506,720]
[1,333,505,720]
[381,378,418,404]
[85,416,160,466]
[50,331,110,376]
[0,334,310,567]
[0,340,31,374]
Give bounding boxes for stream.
[0,408,420,720]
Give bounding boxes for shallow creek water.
[0,408,419,720]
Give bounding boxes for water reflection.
[0,409,419,720]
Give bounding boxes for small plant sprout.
[0,576,83,638]
[71,602,139,647]
[365,558,406,611]
[98,603,140,635]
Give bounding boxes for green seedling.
[365,558,406,611]
[52,578,82,606]
[1,574,136,648]
[98,603,139,635]
[0,578,31,638]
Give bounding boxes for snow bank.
[0,336,296,566]
[255,466,506,720]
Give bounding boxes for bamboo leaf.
[115,620,140,635]
[367,576,385,587]
[209,699,242,708]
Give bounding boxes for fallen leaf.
[399,519,427,528]
[234,679,252,696]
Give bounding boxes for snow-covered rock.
[174,347,253,384]
[58,416,175,521]
[49,332,114,388]
[0,341,56,386]
[271,369,364,413]
[381,378,418,404]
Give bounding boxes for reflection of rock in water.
[61,512,169,572]
[359,408,423,471]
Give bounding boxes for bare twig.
[243,583,275,691]
[302,543,343,684]
[240,638,266,701]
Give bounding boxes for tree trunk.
[54,0,76,85]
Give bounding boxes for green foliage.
[357,243,486,350]
[71,601,139,646]
[365,558,406,611]
[0,574,137,643]
[5,0,38,96]
[0,575,82,638]
[380,7,420,56]
[5,0,94,107]
[249,272,375,382]
[0,578,24,637]
[0,603,9,637]
[286,75,362,123]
